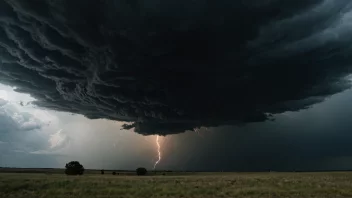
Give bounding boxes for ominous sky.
[1,0,352,171]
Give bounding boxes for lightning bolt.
[153,135,161,170]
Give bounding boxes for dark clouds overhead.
[0,0,352,134]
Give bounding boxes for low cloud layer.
[0,99,49,155]
[0,0,352,134]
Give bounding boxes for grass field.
[1,171,352,198]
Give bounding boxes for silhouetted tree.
[65,161,84,175]
[136,167,147,176]
[112,171,116,175]
[101,169,104,175]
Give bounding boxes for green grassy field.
[1,171,352,198]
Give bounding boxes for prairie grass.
[1,172,352,198]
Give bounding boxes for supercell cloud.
[0,0,352,134]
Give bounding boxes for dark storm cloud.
[159,89,352,171]
[0,0,351,134]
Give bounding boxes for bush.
[136,167,147,176]
[101,169,104,175]
[65,161,84,175]
[112,172,116,175]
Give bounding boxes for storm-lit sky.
[2,0,352,171]
[2,83,352,171]
[0,83,162,169]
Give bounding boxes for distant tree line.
[65,161,148,176]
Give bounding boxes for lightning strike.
[193,127,204,138]
[194,127,200,134]
[153,135,161,169]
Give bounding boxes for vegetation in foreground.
[1,172,352,198]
